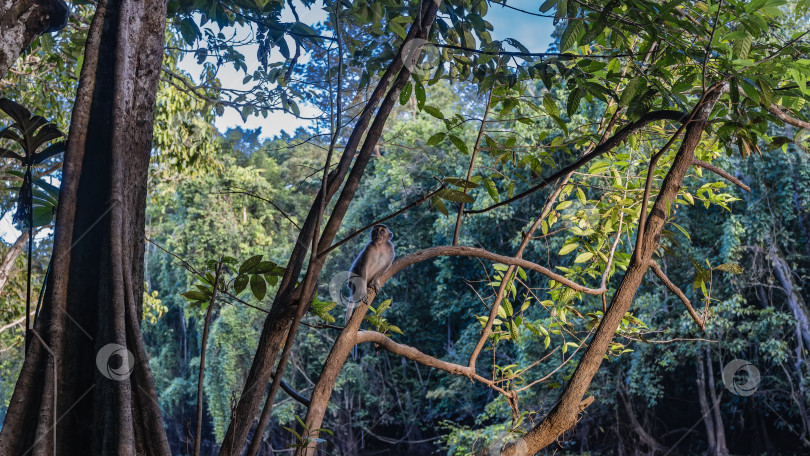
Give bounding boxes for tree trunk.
[0,0,170,454]
[0,0,68,77]
[618,383,665,454]
[218,2,441,453]
[696,349,717,453]
[769,246,810,351]
[501,83,728,455]
[0,230,29,295]
[704,347,729,455]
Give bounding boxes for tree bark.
[218,1,441,454]
[696,350,717,453]
[0,230,29,295]
[0,0,68,77]
[704,347,729,455]
[500,82,728,455]
[618,383,666,454]
[0,0,170,454]
[769,246,810,351]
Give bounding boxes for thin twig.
[692,159,750,192]
[649,260,705,330]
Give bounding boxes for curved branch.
[273,374,310,406]
[356,330,516,408]
[767,104,810,130]
[356,330,472,377]
[381,246,605,295]
[692,159,750,192]
[649,260,704,331]
[467,110,686,215]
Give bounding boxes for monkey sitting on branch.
[346,224,395,360]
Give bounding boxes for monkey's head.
[370,224,393,243]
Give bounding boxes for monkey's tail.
[346,302,359,361]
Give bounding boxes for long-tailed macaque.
[346,224,395,359]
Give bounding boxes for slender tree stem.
[194,263,222,456]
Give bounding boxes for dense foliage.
[1,0,810,455]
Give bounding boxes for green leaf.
[234,275,249,294]
[431,196,449,215]
[250,274,267,300]
[619,76,644,107]
[502,299,514,317]
[447,134,468,154]
[387,21,407,39]
[239,255,263,274]
[426,132,445,146]
[413,77,426,109]
[399,82,412,105]
[567,87,581,117]
[559,243,579,255]
[543,94,559,117]
[423,105,444,119]
[560,19,584,52]
[33,141,65,164]
[443,177,479,189]
[539,0,556,13]
[483,178,499,202]
[182,291,208,302]
[715,263,743,274]
[733,33,753,60]
[436,188,474,204]
[574,251,594,263]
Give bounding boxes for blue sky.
[179,0,556,139]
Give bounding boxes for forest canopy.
[0,0,810,455]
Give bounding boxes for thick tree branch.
[220,2,442,452]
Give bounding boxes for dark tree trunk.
[501,82,728,455]
[0,0,68,77]
[704,348,729,455]
[696,350,717,453]
[218,1,441,453]
[0,0,170,454]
